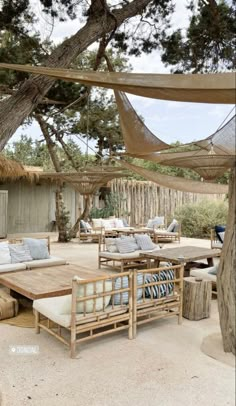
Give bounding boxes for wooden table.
[141,246,221,276]
[0,264,105,300]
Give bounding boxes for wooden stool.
[183,277,212,320]
[0,289,19,320]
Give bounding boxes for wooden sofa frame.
[153,223,181,243]
[9,235,51,254]
[34,271,133,358]
[132,264,183,337]
[98,234,152,272]
[34,266,184,357]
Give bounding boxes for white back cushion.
[0,242,11,265]
[167,219,178,232]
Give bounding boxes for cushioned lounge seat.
[190,268,216,282]
[33,295,128,328]
[25,256,67,269]
[0,263,26,273]
[98,249,158,260]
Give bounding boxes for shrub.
[174,199,228,239]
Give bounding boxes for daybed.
[98,233,160,271]
[0,236,67,274]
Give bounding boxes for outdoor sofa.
[98,233,161,271]
[144,218,181,243]
[33,264,183,357]
[0,236,67,274]
[78,217,133,242]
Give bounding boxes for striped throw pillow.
[9,244,33,263]
[145,269,174,299]
[113,273,145,305]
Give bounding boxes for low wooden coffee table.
[0,264,106,301]
[141,246,221,276]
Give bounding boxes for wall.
[110,179,226,226]
[0,190,8,238]
[0,181,82,234]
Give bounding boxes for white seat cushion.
[212,241,223,249]
[33,295,127,328]
[24,256,67,269]
[190,269,216,282]
[0,263,27,273]
[154,230,178,236]
[99,248,159,260]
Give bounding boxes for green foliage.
[3,134,86,170]
[175,199,228,239]
[161,0,236,72]
[89,192,127,219]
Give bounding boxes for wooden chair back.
[132,264,183,337]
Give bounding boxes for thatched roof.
[0,154,29,180]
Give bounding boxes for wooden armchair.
[132,264,183,337]
[210,228,223,249]
[33,271,133,358]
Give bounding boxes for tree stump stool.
[183,277,212,320]
[0,289,19,320]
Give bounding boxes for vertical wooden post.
[217,167,235,355]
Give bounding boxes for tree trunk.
[69,195,92,239]
[0,0,153,151]
[55,187,69,243]
[35,114,69,243]
[217,167,236,354]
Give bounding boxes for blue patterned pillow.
[145,269,175,298]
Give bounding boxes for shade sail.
[33,167,127,195]
[114,91,169,154]
[126,149,235,180]
[118,160,228,194]
[195,115,236,155]
[0,63,235,104]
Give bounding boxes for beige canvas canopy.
[195,114,236,155]
[126,149,235,180]
[114,91,169,154]
[118,159,228,194]
[0,63,234,104]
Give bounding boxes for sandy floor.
[0,236,235,406]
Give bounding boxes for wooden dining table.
[141,246,221,276]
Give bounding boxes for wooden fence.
[110,178,225,226]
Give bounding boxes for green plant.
[175,199,228,239]
[89,192,127,219]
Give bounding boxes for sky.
[10,0,234,152]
